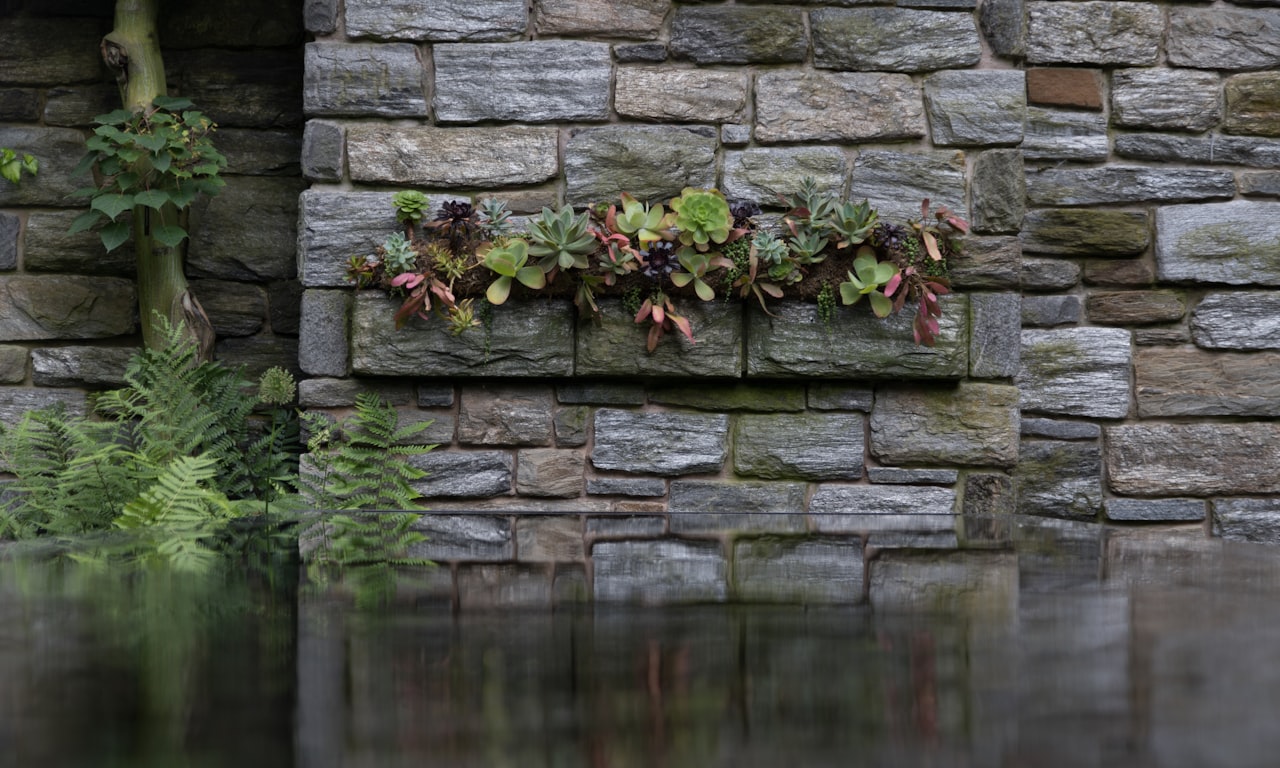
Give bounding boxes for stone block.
[923,70,1026,147]
[869,468,959,485]
[849,150,967,224]
[1027,2,1161,66]
[0,213,17,272]
[564,126,717,206]
[979,0,1025,57]
[1226,73,1280,137]
[668,480,806,534]
[1115,134,1280,169]
[1192,292,1280,349]
[187,279,265,338]
[971,150,1025,234]
[396,412,455,447]
[734,413,863,481]
[1022,257,1080,291]
[576,299,743,378]
[298,290,350,377]
[1018,328,1131,418]
[1168,8,1280,71]
[348,125,559,187]
[169,49,303,128]
[537,0,667,38]
[0,127,97,207]
[517,449,585,498]
[1087,291,1185,326]
[591,409,728,476]
[1026,167,1234,207]
[515,516,584,562]
[961,472,1015,517]
[407,514,514,560]
[214,336,300,380]
[352,293,575,377]
[304,0,339,34]
[670,6,807,64]
[1022,107,1109,162]
[754,71,924,144]
[614,43,667,63]
[0,276,135,341]
[216,129,302,177]
[1111,69,1221,132]
[0,18,104,85]
[1242,172,1280,197]
[586,477,666,497]
[811,8,981,72]
[721,124,751,146]
[21,210,133,276]
[303,43,426,117]
[435,42,610,123]
[733,538,864,604]
[1164,201,1280,276]
[1107,423,1280,496]
[1213,499,1280,544]
[969,293,1021,378]
[409,452,514,498]
[1106,499,1205,523]
[29,346,135,387]
[950,236,1022,290]
[1020,209,1149,257]
[807,384,873,412]
[0,88,40,121]
[648,384,805,413]
[721,148,847,204]
[1136,347,1280,417]
[161,0,304,48]
[0,346,25,384]
[456,565,552,610]
[586,515,666,538]
[870,551,1018,616]
[346,0,527,41]
[1083,259,1155,288]
[458,385,554,446]
[746,299,969,380]
[42,84,118,127]
[871,382,1020,468]
[187,176,305,281]
[1020,419,1100,440]
[809,484,957,534]
[1134,328,1190,347]
[556,382,646,405]
[554,406,590,448]
[301,120,343,182]
[0,388,88,426]
[615,67,747,123]
[298,378,413,408]
[1021,295,1081,327]
[1014,439,1102,519]
[592,539,727,603]
[1026,68,1102,110]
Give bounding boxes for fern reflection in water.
[0,317,436,604]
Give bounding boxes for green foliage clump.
[0,147,37,184]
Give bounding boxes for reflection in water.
[5,524,1280,767]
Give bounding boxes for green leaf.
[71,153,97,176]
[0,159,17,184]
[114,171,140,192]
[168,184,198,209]
[91,193,135,220]
[152,224,188,248]
[670,272,693,288]
[515,266,546,290]
[152,95,194,112]
[134,189,171,210]
[100,220,131,252]
[150,152,172,174]
[92,109,135,126]
[869,291,893,318]
[693,279,715,302]
[134,133,168,152]
[68,210,104,235]
[485,275,512,305]
[20,154,37,176]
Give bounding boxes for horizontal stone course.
[615,68,748,123]
[591,409,728,476]
[303,43,426,117]
[1191,292,1280,349]
[0,276,136,341]
[812,8,981,72]
[734,413,864,480]
[1027,2,1161,66]
[670,6,807,65]
[347,125,559,188]
[1026,167,1235,206]
[1108,423,1280,495]
[434,42,611,123]
[871,382,1020,468]
[753,71,924,144]
[668,480,807,534]
[345,0,527,41]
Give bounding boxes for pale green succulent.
[528,205,597,272]
[840,251,900,318]
[613,192,671,246]
[669,188,733,251]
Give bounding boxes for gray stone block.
[1021,295,1081,327]
[301,120,343,182]
[304,0,339,34]
[670,6,807,64]
[648,384,805,412]
[586,477,667,497]
[303,42,426,117]
[1022,107,1108,162]
[734,413,863,481]
[812,8,981,72]
[576,299,743,378]
[517,449,585,498]
[810,484,957,534]
[849,150,967,224]
[435,42,610,123]
[615,67,747,123]
[0,127,97,207]
[1115,134,1280,169]
[22,210,134,276]
[870,551,1018,615]
[299,290,350,377]
[515,516,584,562]
[556,382,646,406]
[1168,7,1280,70]
[1106,498,1205,523]
[668,480,806,534]
[1213,499,1280,543]
[564,125,717,206]
[162,0,304,48]
[1015,439,1102,519]
[1020,419,1100,440]
[1087,291,1186,326]
[0,18,104,86]
[0,276,136,341]
[0,212,17,272]
[409,451,514,498]
[346,0,527,41]
[190,279,266,338]
[407,514,513,560]
[1022,257,1080,291]
[214,336,301,380]
[1226,73,1280,137]
[0,88,40,122]
[1021,209,1149,257]
[591,409,728,476]
[971,150,1025,234]
[298,378,414,407]
[169,49,303,129]
[592,539,727,603]
[586,516,666,538]
[1026,167,1235,207]
[348,125,559,187]
[216,129,303,177]
[1027,1,1161,65]
[868,468,960,485]
[1192,292,1280,349]
[1107,423,1280,496]
[754,71,924,144]
[1112,69,1221,132]
[614,43,667,63]
[456,564,552,610]
[721,124,751,146]
[30,346,136,387]
[1136,348,1280,417]
[1018,327,1132,418]
[980,0,1025,57]
[554,406,590,448]
[458,385,554,446]
[1242,172,1280,197]
[1157,202,1280,286]
[807,384,873,411]
[871,382,1020,468]
[41,84,117,127]
[969,293,1021,378]
[721,148,846,204]
[961,472,1015,517]
[924,70,1025,147]
[0,387,88,426]
[950,236,1022,290]
[537,0,667,38]
[733,538,864,604]
[0,346,25,384]
[187,176,305,281]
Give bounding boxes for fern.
[304,512,431,608]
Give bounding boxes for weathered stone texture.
[171,49,304,128]
[298,378,413,408]
[669,480,806,534]
[347,126,559,187]
[1015,439,1103,519]
[1018,328,1132,418]
[162,0,304,48]
[1022,108,1108,162]
[0,18,104,85]
[564,126,717,206]
[216,129,302,177]
[435,42,610,122]
[1115,135,1280,169]
[670,6,807,65]
[811,9,981,72]
[557,382,645,406]
[1021,419,1100,441]
[1107,423,1280,496]
[1213,499,1280,544]
[1157,202,1280,286]
[554,406,590,448]
[187,177,304,282]
[298,290,350,377]
[1242,172,1280,197]
[615,68,747,123]
[1225,73,1280,137]
[807,384,873,412]
[190,280,267,337]
[586,477,666,497]
[515,516,584,562]
[591,409,728,476]
[733,538,864,604]
[1105,499,1205,523]
[456,565,552,609]
[516,450,585,498]
[1026,167,1235,207]
[410,452,514,498]
[214,337,301,380]
[849,150,967,224]
[870,468,959,486]
[734,413,864,480]
[1167,8,1280,71]
[809,485,957,534]
[576,299,742,378]
[648,384,805,413]
[1026,68,1102,110]
[299,191,397,287]
[1192,292,1280,350]
[1087,291,1184,326]
[0,213,18,272]
[592,539,727,603]
[346,0,527,41]
[1084,258,1155,288]
[304,0,338,34]
[1021,295,1081,327]
[871,382,1020,467]
[30,347,135,388]
[950,236,1022,290]
[458,386,554,446]
[0,88,40,122]
[301,120,343,182]
[303,43,425,117]
[407,514,513,560]
[969,293,1021,378]
[586,515,665,538]
[1111,69,1221,132]
[1027,2,1161,66]
[0,277,136,341]
[0,388,88,427]
[924,71,1025,147]
[1020,209,1149,257]
[1022,257,1080,291]
[870,551,1018,615]
[754,71,925,144]
[0,346,25,384]
[962,472,1015,517]
[971,150,1025,234]
[721,148,846,204]
[0,127,96,207]
[42,84,117,128]
[980,0,1026,57]
[537,0,668,39]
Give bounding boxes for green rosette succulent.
[669,188,733,251]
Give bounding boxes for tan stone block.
[1026,68,1102,110]
[516,515,585,562]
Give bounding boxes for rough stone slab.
[811,8,981,72]
[0,213,18,272]
[537,0,667,39]
[971,150,1025,235]
[1106,499,1205,523]
[0,127,97,208]
[923,70,1025,147]
[1022,107,1108,162]
[734,413,863,481]
[969,293,1021,379]
[1136,347,1280,417]
[733,538,864,604]
[0,18,104,85]
[592,539,727,604]
[169,49,304,129]
[1018,327,1131,418]
[162,0,304,48]
[721,148,847,204]
[1225,73,1280,137]
[458,385,554,446]
[434,42,610,123]
[807,384,873,412]
[1134,328,1191,347]
[586,477,666,497]
[348,125,559,187]
[298,290,349,377]
[297,379,413,408]
[517,449,585,498]
[668,480,807,534]
[456,565,552,610]
[30,346,135,387]
[301,120,343,182]
[961,472,1015,517]
[213,336,300,380]
[0,388,88,426]
[269,281,302,337]
[670,6,807,65]
[1115,134,1280,169]
[352,294,575,377]
[1111,69,1221,132]
[1020,418,1100,441]
[564,126,717,206]
[407,514,513,560]
[1213,499,1280,544]
[1027,2,1161,66]
[586,516,666,538]
[303,43,426,117]
[0,276,136,341]
[1015,439,1102,519]
[346,0,527,41]
[1086,291,1185,326]
[554,406,589,448]
[746,299,968,380]
[591,409,728,476]
[868,468,959,485]
[576,299,743,378]
[515,516,584,562]
[754,71,925,144]
[1021,295,1081,327]
[409,451,513,499]
[1083,259,1155,288]
[0,88,40,122]
[0,346,25,384]
[395,411,455,447]
[871,382,1020,468]
[296,191,402,287]
[949,236,1022,291]
[648,384,805,413]
[187,176,304,282]
[304,0,339,34]
[1192,292,1280,349]
[1242,172,1280,197]
[980,0,1026,57]
[1021,209,1149,257]
[615,67,747,123]
[1026,167,1235,207]
[1022,257,1080,291]
[41,84,117,128]
[870,551,1018,616]
[215,129,302,177]
[1158,202,1280,286]
[809,484,956,534]
[721,124,751,146]
[1026,68,1102,110]
[849,150,967,224]
[870,531,960,549]
[1107,423,1280,496]
[556,382,646,405]
[1168,8,1280,70]
[614,43,668,63]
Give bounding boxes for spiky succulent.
[669,188,733,251]
[380,231,417,277]
[825,199,878,249]
[528,205,597,273]
[752,231,788,266]
[478,197,514,237]
[613,193,671,247]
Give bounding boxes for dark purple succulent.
[430,199,479,253]
[642,241,678,281]
[728,199,761,229]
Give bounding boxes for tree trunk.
[103,0,215,358]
